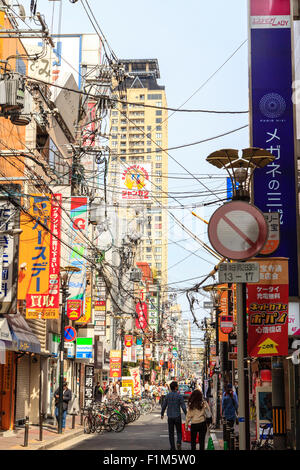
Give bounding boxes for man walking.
[161,381,187,450]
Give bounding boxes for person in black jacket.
[54,382,72,431]
[161,381,187,450]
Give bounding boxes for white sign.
[218,262,260,283]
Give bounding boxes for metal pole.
[215,306,220,428]
[24,416,29,447]
[142,339,145,388]
[236,282,246,449]
[58,287,67,434]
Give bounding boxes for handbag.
[182,423,199,443]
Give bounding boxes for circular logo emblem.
[259,92,286,119]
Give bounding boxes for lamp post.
[205,147,274,449]
[57,266,80,434]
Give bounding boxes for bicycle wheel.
[84,416,93,434]
[94,415,103,433]
[108,413,126,432]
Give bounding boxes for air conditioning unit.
[129,268,142,282]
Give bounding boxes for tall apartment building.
[108,59,168,290]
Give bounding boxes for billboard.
[18,194,62,319]
[249,0,299,296]
[120,163,151,201]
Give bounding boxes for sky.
[20,0,250,343]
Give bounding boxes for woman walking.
[185,389,211,450]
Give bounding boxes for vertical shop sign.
[19,194,62,319]
[68,197,88,306]
[135,301,148,330]
[109,350,122,378]
[0,199,20,314]
[247,258,289,357]
[84,365,94,409]
[218,286,229,342]
[94,300,106,335]
[249,0,299,296]
[129,366,142,396]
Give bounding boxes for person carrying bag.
[185,389,212,451]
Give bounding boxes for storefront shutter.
[15,355,30,424]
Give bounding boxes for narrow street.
[50,410,218,451]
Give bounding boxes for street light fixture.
[57,266,80,434]
[206,147,274,201]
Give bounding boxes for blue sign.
[226,178,239,201]
[249,1,299,296]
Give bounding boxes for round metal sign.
[64,326,77,342]
[208,201,268,260]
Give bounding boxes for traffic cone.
[207,435,215,450]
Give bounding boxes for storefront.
[0,314,41,429]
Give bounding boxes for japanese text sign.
[247,258,289,357]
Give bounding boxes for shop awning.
[5,313,41,354]
[0,317,14,349]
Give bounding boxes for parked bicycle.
[251,421,273,450]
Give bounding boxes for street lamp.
[57,266,80,434]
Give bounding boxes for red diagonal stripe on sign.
[222,214,256,248]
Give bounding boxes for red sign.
[124,335,133,348]
[247,258,289,357]
[109,350,122,378]
[220,316,233,334]
[135,301,148,330]
[66,299,82,320]
[208,201,268,260]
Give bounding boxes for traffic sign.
[218,262,260,283]
[64,326,76,342]
[208,201,268,260]
[203,301,214,309]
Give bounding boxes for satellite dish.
[18,4,26,20]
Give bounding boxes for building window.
[156,110,162,116]
[156,155,162,161]
[156,133,162,139]
[156,118,162,123]
[147,94,162,100]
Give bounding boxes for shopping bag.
[182,423,199,443]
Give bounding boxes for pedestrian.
[185,389,211,451]
[103,381,109,402]
[94,381,104,402]
[161,380,187,450]
[222,383,238,429]
[54,382,72,432]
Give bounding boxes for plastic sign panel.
[76,337,93,359]
[247,258,289,357]
[220,316,234,334]
[124,335,133,348]
[135,301,148,330]
[260,213,280,255]
[249,0,299,296]
[19,194,62,319]
[129,367,142,396]
[109,350,122,378]
[218,262,260,284]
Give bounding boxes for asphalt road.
[60,409,193,451]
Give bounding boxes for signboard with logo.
[66,299,82,321]
[247,258,289,357]
[124,335,133,348]
[76,337,93,359]
[19,194,62,319]
[249,0,299,296]
[120,163,151,201]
